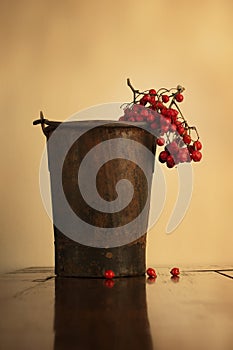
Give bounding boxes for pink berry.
[128,117,135,122]
[141,109,149,119]
[161,124,170,133]
[167,141,179,155]
[177,147,190,163]
[170,124,177,132]
[147,114,156,123]
[150,122,159,129]
[135,115,144,122]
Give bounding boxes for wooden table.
[0,266,232,350]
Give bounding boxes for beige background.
[0,0,232,273]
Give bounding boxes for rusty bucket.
[34,114,156,277]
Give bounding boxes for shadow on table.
[54,276,153,350]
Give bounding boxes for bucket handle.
[33,111,60,135]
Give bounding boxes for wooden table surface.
[0,266,233,350]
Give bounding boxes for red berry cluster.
[119,79,202,168]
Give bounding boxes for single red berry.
[162,95,169,103]
[183,134,191,145]
[177,125,185,136]
[146,267,157,278]
[175,93,184,102]
[192,150,202,162]
[143,94,151,103]
[170,267,180,276]
[193,140,202,150]
[104,270,115,279]
[166,155,175,168]
[149,88,156,95]
[155,101,164,110]
[175,120,182,127]
[139,97,147,106]
[166,109,173,118]
[157,137,165,146]
[150,96,156,105]
[171,109,179,117]
[159,150,169,163]
[161,107,168,116]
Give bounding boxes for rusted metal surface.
[43,120,156,277]
[54,227,148,277]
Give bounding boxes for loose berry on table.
[170,267,180,276]
[146,267,157,278]
[104,270,115,279]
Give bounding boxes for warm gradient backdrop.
[1,0,233,273]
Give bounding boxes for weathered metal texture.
[45,120,156,277]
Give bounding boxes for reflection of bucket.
[35,115,156,277]
[54,277,153,350]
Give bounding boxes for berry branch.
[119,79,202,168]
